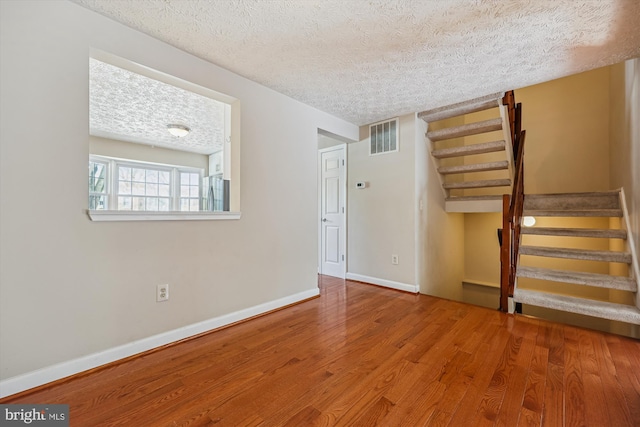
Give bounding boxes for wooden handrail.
[499,93,526,312]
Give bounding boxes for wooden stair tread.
[513,288,640,325]
[519,245,632,263]
[438,161,509,175]
[443,179,511,190]
[418,93,503,123]
[427,118,502,142]
[521,227,627,239]
[516,266,637,291]
[432,140,506,159]
[523,209,623,217]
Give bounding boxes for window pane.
[159,171,170,184]
[146,169,158,183]
[180,172,190,185]
[159,184,170,197]
[180,199,189,211]
[132,182,145,196]
[146,197,158,211]
[383,122,390,152]
[146,183,158,196]
[376,124,383,153]
[118,181,131,195]
[119,167,131,181]
[190,173,199,186]
[132,168,145,182]
[390,120,397,151]
[370,131,377,154]
[118,196,132,210]
[181,186,189,197]
[190,199,199,211]
[132,197,145,211]
[190,186,199,197]
[158,198,170,211]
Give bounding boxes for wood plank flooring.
[3,276,640,426]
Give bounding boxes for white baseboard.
[346,273,418,293]
[0,288,319,398]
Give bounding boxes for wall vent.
[369,118,398,155]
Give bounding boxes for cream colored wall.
[0,0,358,383]
[90,136,209,173]
[347,114,416,286]
[417,118,466,300]
[518,67,611,194]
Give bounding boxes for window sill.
[87,210,241,222]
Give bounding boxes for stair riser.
[419,92,503,123]
[432,140,506,159]
[520,248,631,263]
[438,161,508,175]
[521,228,627,239]
[522,209,622,218]
[427,119,502,142]
[513,289,640,325]
[443,179,511,190]
[516,269,636,291]
[419,99,500,123]
[524,194,620,210]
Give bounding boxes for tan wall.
[518,67,611,194]
[348,114,416,286]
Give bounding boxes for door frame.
[318,144,347,279]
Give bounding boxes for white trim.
[87,210,241,221]
[619,188,640,309]
[346,273,418,293]
[0,287,319,398]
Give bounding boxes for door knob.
[322,218,328,222]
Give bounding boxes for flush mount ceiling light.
[523,216,536,227]
[167,124,190,137]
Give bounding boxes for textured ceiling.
[90,58,226,155]
[75,0,640,126]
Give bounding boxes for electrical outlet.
[157,284,169,302]
[391,254,399,265]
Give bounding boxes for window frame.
[89,155,208,215]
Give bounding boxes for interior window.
[88,52,238,215]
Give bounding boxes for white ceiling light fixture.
[167,124,190,137]
[523,216,536,227]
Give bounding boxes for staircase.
[512,190,640,325]
[419,92,516,213]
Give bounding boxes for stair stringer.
[423,126,449,202]
[619,187,640,310]
[498,104,515,182]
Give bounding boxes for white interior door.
[319,145,346,278]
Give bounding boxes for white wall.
[90,136,210,172]
[609,58,640,309]
[0,0,357,394]
[347,114,417,290]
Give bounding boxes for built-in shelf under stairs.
[419,92,515,213]
[513,189,640,325]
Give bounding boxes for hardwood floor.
[3,276,640,426]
